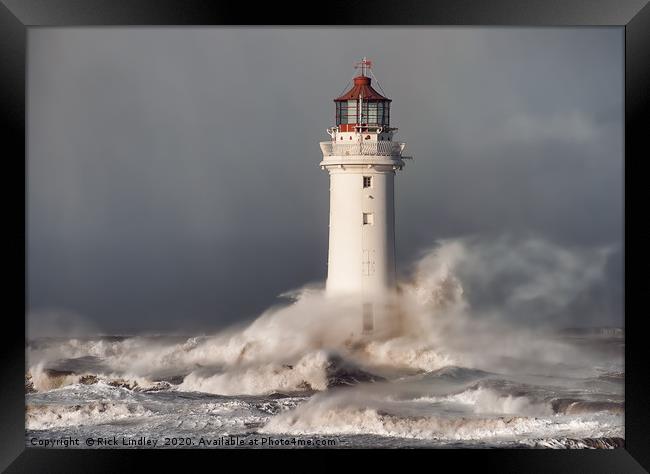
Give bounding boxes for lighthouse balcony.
[320,141,406,158]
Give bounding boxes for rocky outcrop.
[25,374,36,394]
[324,354,385,388]
[79,375,99,385]
[152,374,186,385]
[108,379,138,390]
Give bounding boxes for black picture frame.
[1,0,648,471]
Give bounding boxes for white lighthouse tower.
[320,58,411,337]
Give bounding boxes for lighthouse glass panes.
[335,101,359,125]
[335,99,390,126]
[360,101,389,125]
[347,100,357,123]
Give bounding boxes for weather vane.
[355,57,373,76]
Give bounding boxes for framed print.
[1,0,648,471]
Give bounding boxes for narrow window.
[362,212,374,225]
[362,249,375,276]
[363,176,372,188]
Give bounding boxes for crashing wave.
[416,378,623,417]
[551,399,624,415]
[27,365,177,394]
[417,386,552,417]
[26,401,152,430]
[177,351,384,396]
[261,403,621,441]
[25,237,624,447]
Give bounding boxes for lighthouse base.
[329,291,403,343]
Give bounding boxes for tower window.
[362,249,375,276]
[363,176,372,188]
[363,212,374,225]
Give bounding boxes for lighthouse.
[320,58,411,337]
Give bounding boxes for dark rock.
[79,375,99,385]
[25,374,36,394]
[108,379,137,390]
[153,374,186,385]
[137,381,172,392]
[325,353,385,388]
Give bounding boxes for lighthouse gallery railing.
[320,141,405,157]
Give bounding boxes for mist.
[28,234,621,393]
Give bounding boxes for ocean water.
[25,239,624,449]
[25,330,623,449]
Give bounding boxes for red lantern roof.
[334,75,391,102]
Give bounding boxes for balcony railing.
[320,141,405,158]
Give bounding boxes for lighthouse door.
[362,302,374,333]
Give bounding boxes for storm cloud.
[27,27,623,334]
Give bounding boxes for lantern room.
[334,72,391,132]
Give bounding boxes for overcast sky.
[27,27,623,335]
